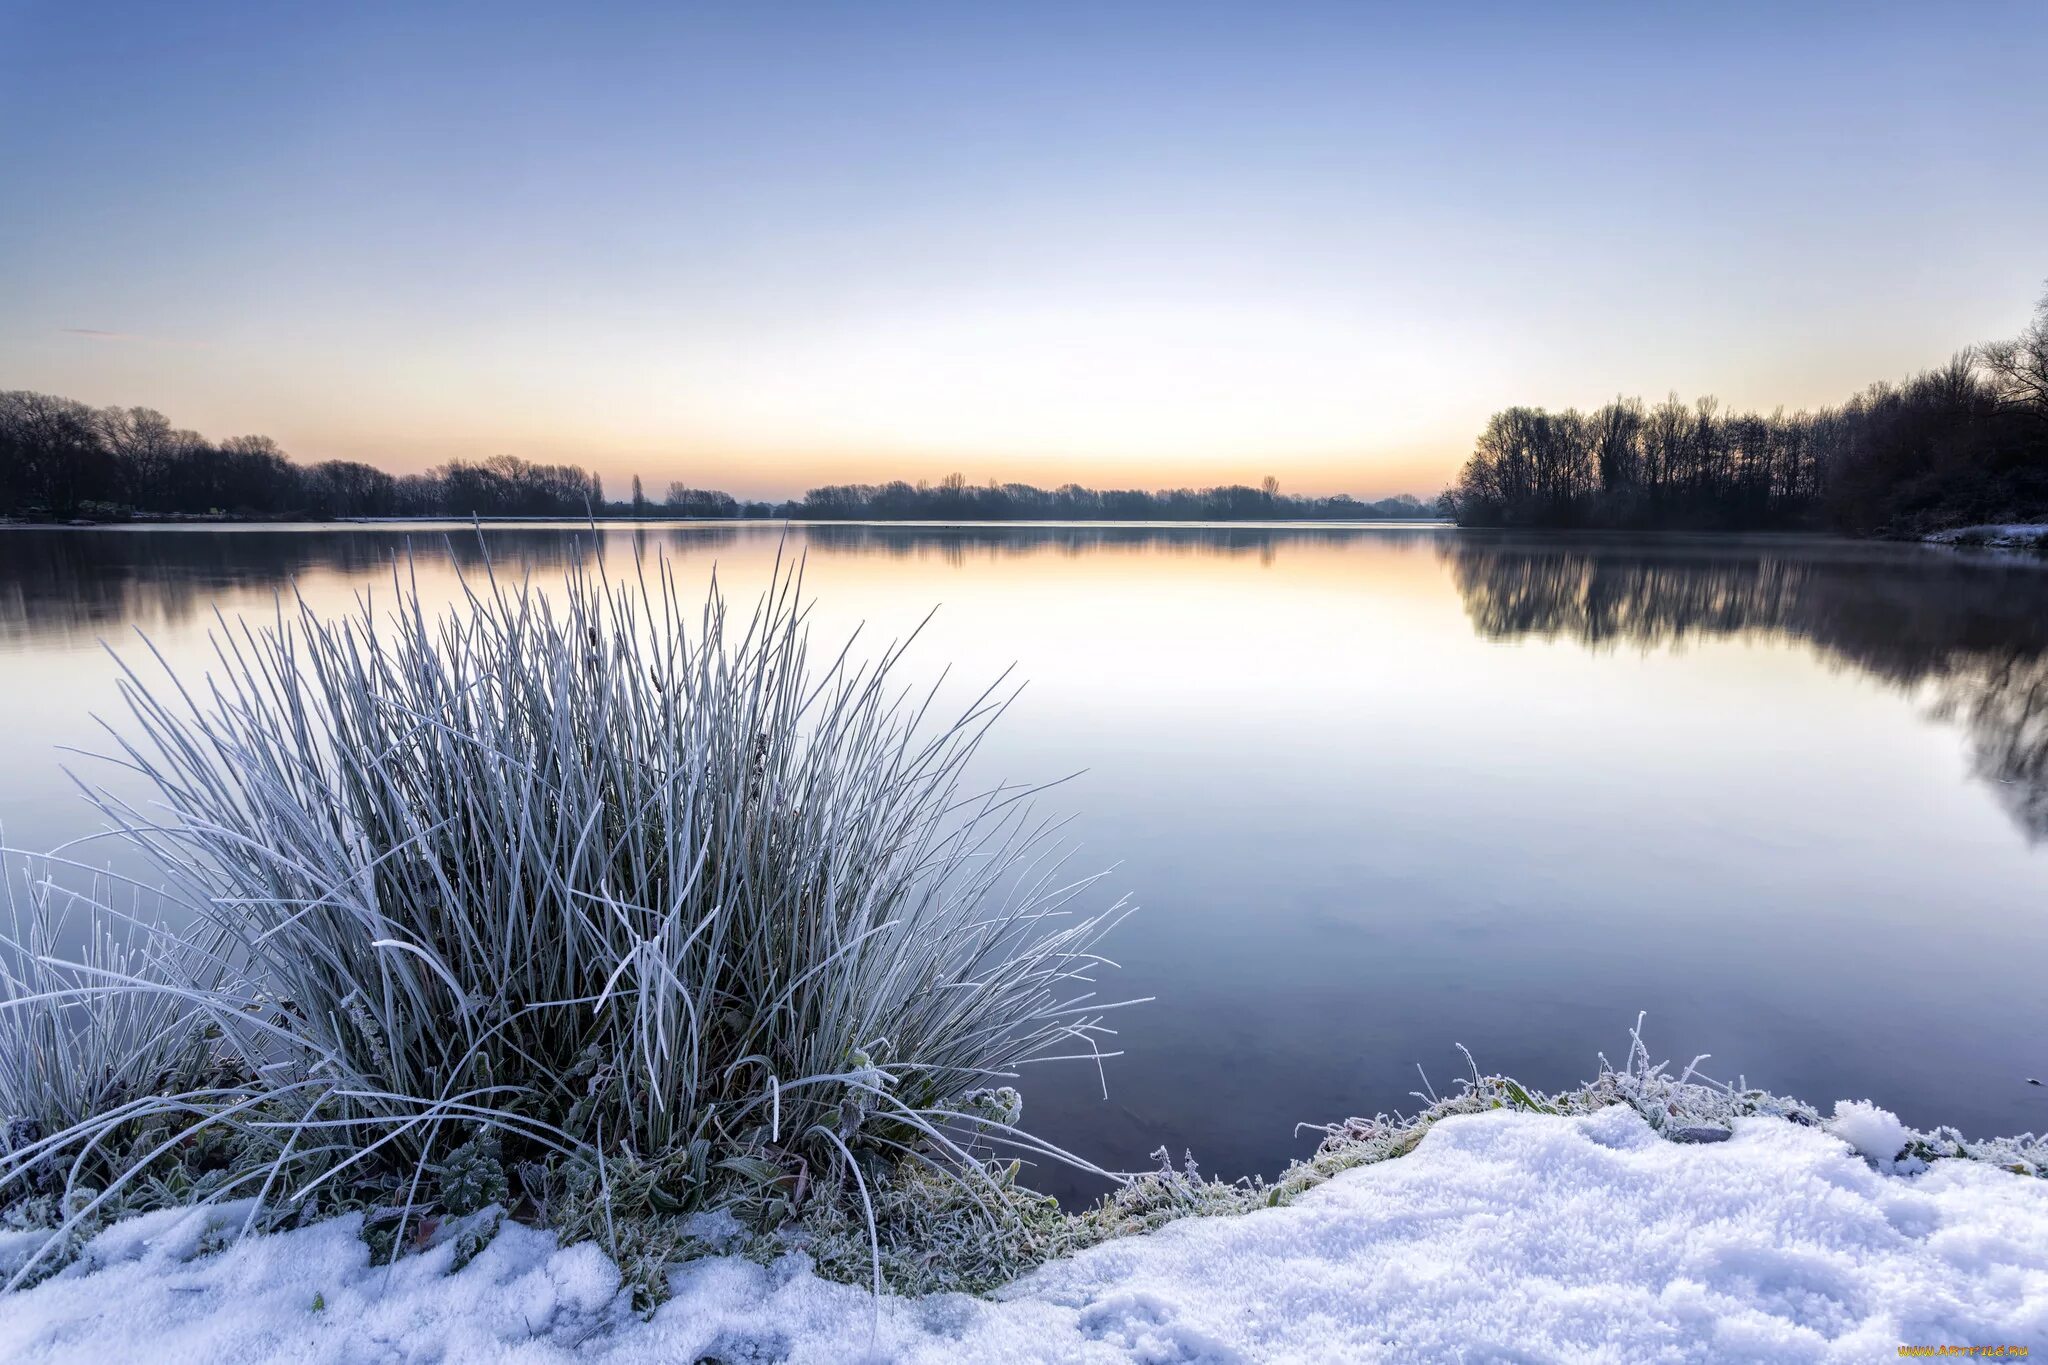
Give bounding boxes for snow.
[3,1106,2045,1362]
[1829,1099,1912,1167]
[1925,523,2048,549]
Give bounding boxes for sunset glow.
[3,2,2044,499]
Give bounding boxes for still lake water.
[2,522,2045,1197]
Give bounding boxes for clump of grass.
[0,867,217,1150]
[0,547,1134,1292]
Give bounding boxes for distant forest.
[0,396,1436,525]
[1446,289,2048,534]
[789,476,1432,521]
[0,403,769,521]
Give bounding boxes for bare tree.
[1980,286,2048,414]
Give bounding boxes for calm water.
[2,522,2046,1198]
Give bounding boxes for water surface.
[2,522,2044,1198]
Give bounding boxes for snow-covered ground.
[1,1105,2043,1363]
[1924,523,2048,550]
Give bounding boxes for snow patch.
[1829,1099,1911,1167]
[1,1109,2044,1362]
[1925,523,2048,550]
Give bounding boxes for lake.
[1,521,2044,1200]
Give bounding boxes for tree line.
[793,474,1433,521]
[1445,289,2048,533]
[0,394,799,521]
[0,394,1436,523]
[0,394,619,519]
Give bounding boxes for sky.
[1,1,2044,501]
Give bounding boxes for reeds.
[0,545,1132,1288]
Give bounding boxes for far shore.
[11,517,2048,556]
[1922,522,2048,550]
[0,513,1454,530]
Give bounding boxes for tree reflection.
[0,522,1434,639]
[0,528,582,641]
[8,524,2040,840]
[792,521,1438,566]
[1444,533,2048,840]
[0,526,767,642]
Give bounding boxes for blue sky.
[2,1,2043,497]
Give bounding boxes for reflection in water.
[1443,534,2048,839]
[1936,658,2048,839]
[793,521,1441,567]
[7,526,2044,841]
[0,527,675,642]
[5,522,2048,1182]
[0,523,1441,640]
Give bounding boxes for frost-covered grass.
[5,965,2047,1358]
[452,1018,2048,1304]
[0,869,219,1148]
[0,549,1133,1297]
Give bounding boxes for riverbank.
[2,1100,2041,1362]
[1924,523,2048,552]
[0,513,1450,529]
[20,515,2048,550]
[3,1038,2044,1362]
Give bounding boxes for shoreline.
[14,516,2046,552]
[0,514,1454,531]
[1923,523,2048,552]
[3,1054,2043,1359]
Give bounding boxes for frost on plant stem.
[0,546,1137,1296]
